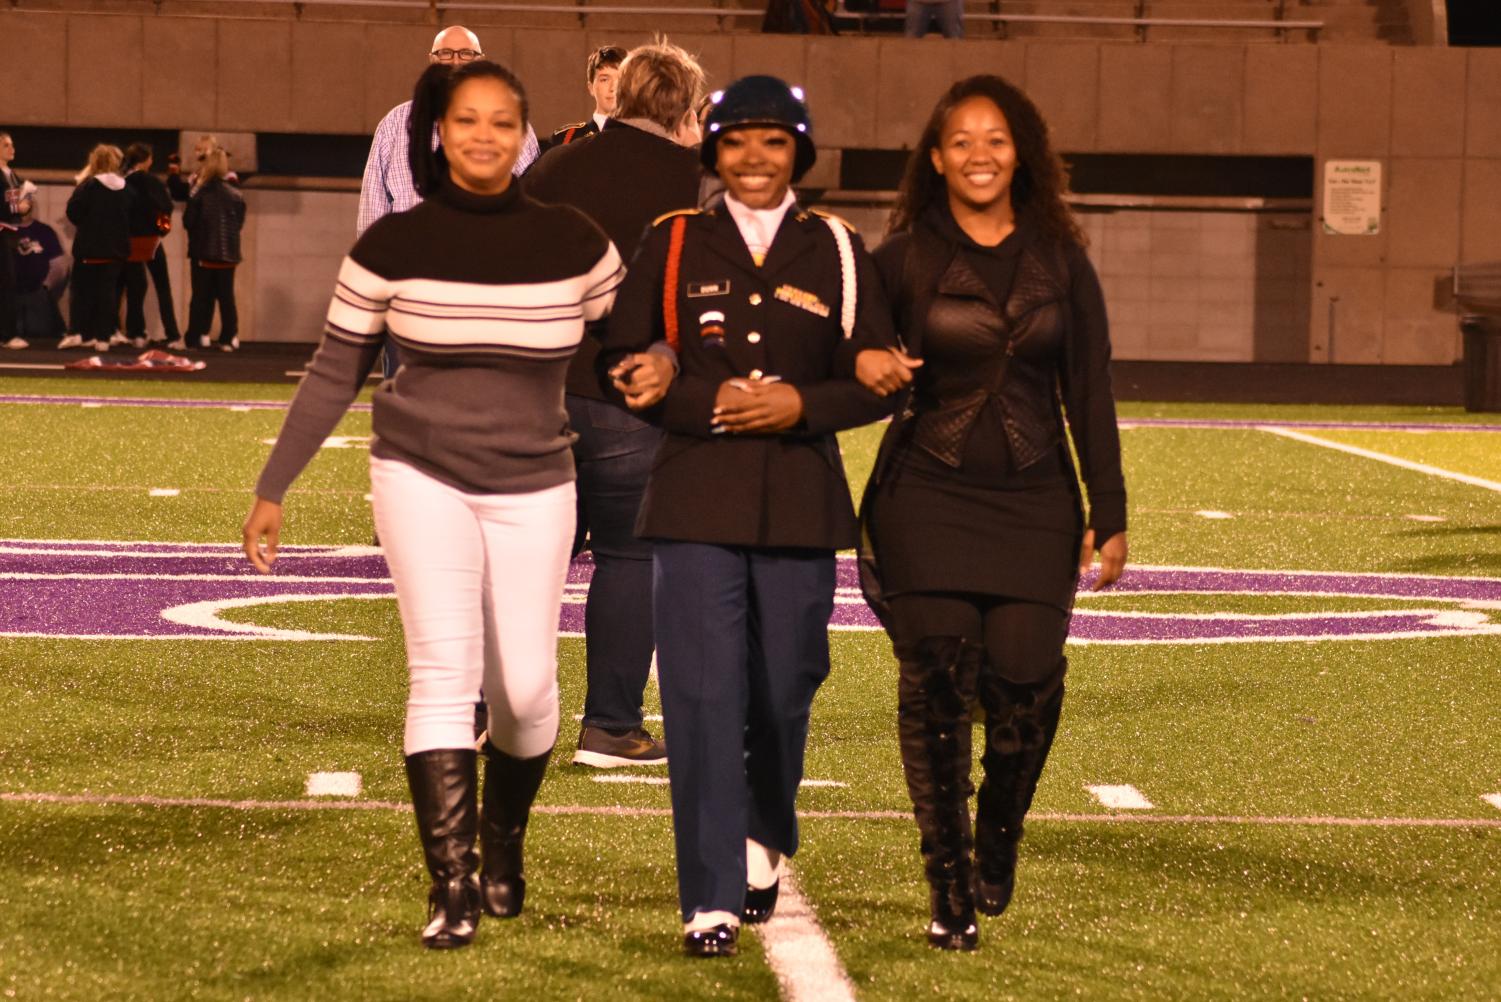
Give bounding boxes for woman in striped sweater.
[242,60,624,950]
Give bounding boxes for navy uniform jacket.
[543,118,600,154]
[601,200,898,550]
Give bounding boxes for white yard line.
[1260,426,1501,494]
[1087,784,1155,810]
[753,866,858,1002]
[7,791,1501,828]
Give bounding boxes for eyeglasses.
[431,48,483,62]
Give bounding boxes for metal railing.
[16,0,1326,39]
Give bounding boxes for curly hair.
[887,74,1083,248]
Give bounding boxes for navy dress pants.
[568,394,662,731]
[652,540,835,922]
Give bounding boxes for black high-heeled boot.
[898,636,981,951]
[405,748,482,949]
[973,660,1065,917]
[478,740,551,918]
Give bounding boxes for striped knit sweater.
[256,178,623,503]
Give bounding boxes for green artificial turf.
[2,384,1500,1000]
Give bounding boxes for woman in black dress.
[855,74,1128,951]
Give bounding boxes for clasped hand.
[609,352,676,409]
[854,347,923,397]
[712,377,803,434]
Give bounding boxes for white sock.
[746,839,782,891]
[685,909,739,933]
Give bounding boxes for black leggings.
[887,592,1069,685]
[185,261,237,345]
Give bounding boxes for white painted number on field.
[305,772,362,797]
[260,436,371,450]
[1087,784,1155,810]
[1482,793,1501,813]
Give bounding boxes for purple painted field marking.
[1118,418,1501,433]
[6,394,1501,432]
[5,540,1500,645]
[0,393,370,412]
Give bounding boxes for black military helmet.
[700,75,816,182]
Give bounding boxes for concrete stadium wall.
[3,10,1499,363]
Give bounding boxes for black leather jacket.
[183,178,246,264]
[872,206,1127,542]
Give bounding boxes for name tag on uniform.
[774,284,831,318]
[688,280,731,298]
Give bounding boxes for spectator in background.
[120,142,179,348]
[167,134,239,202]
[60,144,130,351]
[541,45,626,152]
[762,0,837,34]
[13,198,68,344]
[525,38,706,770]
[178,148,246,352]
[1,131,27,349]
[905,0,965,39]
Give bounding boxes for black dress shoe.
[926,917,979,951]
[682,923,738,958]
[743,881,779,924]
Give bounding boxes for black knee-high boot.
[478,740,551,919]
[972,658,1065,917]
[405,748,482,949]
[898,636,981,950]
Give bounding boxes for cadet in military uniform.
[600,75,898,958]
[543,45,626,152]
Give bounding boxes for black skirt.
[865,415,1085,612]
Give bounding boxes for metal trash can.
[1461,315,1501,413]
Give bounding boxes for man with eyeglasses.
[356,25,541,236]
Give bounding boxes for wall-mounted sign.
[1321,160,1382,235]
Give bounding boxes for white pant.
[370,456,575,758]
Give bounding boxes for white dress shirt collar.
[723,189,796,266]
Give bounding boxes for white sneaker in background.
[165,338,186,350]
[58,334,85,349]
[92,339,109,352]
[219,337,241,352]
[2,337,28,349]
[130,337,147,349]
[108,331,129,346]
